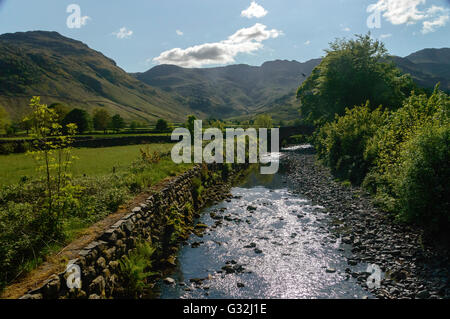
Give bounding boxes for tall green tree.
[111,114,125,133]
[62,108,91,134]
[297,34,414,125]
[93,108,110,133]
[186,115,197,134]
[155,118,169,132]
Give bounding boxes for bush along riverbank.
[20,162,251,299]
[283,152,450,299]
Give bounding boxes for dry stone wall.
[21,163,248,299]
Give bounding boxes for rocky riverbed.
[283,150,450,299]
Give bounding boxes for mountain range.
[0,31,449,123]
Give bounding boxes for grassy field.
[0,143,175,186]
[0,142,193,288]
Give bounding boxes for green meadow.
[0,143,175,186]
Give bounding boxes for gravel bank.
[282,150,450,299]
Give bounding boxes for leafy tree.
[5,122,20,136]
[186,115,197,134]
[297,34,414,125]
[21,116,33,135]
[254,114,273,128]
[93,108,110,133]
[395,123,449,232]
[363,86,449,207]
[27,96,79,235]
[315,103,388,184]
[155,118,169,132]
[111,114,125,133]
[62,108,90,134]
[49,103,70,124]
[129,121,138,132]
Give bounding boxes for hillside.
[392,48,450,91]
[0,31,192,122]
[133,59,322,121]
[0,31,448,123]
[135,48,450,121]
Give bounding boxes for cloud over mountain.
[153,23,282,68]
[368,0,449,33]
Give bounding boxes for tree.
[27,96,78,235]
[111,114,125,133]
[5,122,20,136]
[49,103,70,124]
[129,121,138,132]
[93,108,110,133]
[297,34,414,125]
[0,105,10,134]
[62,108,90,134]
[155,119,169,132]
[21,116,33,135]
[254,114,273,128]
[186,115,196,134]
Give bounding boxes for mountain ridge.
[0,31,449,122]
[0,31,195,122]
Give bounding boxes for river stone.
[326,268,337,273]
[163,277,176,285]
[43,275,60,299]
[96,257,107,269]
[89,276,105,296]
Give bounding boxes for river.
[157,146,374,299]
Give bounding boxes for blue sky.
[0,0,449,72]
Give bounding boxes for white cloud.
[380,33,393,38]
[113,27,133,39]
[369,0,426,25]
[369,0,449,33]
[304,40,311,45]
[176,30,184,36]
[241,1,268,19]
[422,14,449,33]
[153,23,282,68]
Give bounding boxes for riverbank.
[283,151,450,299]
[15,162,251,299]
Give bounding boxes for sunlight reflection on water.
[158,150,373,299]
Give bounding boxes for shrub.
[118,241,156,298]
[394,123,450,232]
[0,202,41,287]
[0,143,15,155]
[315,103,388,184]
[364,87,449,205]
